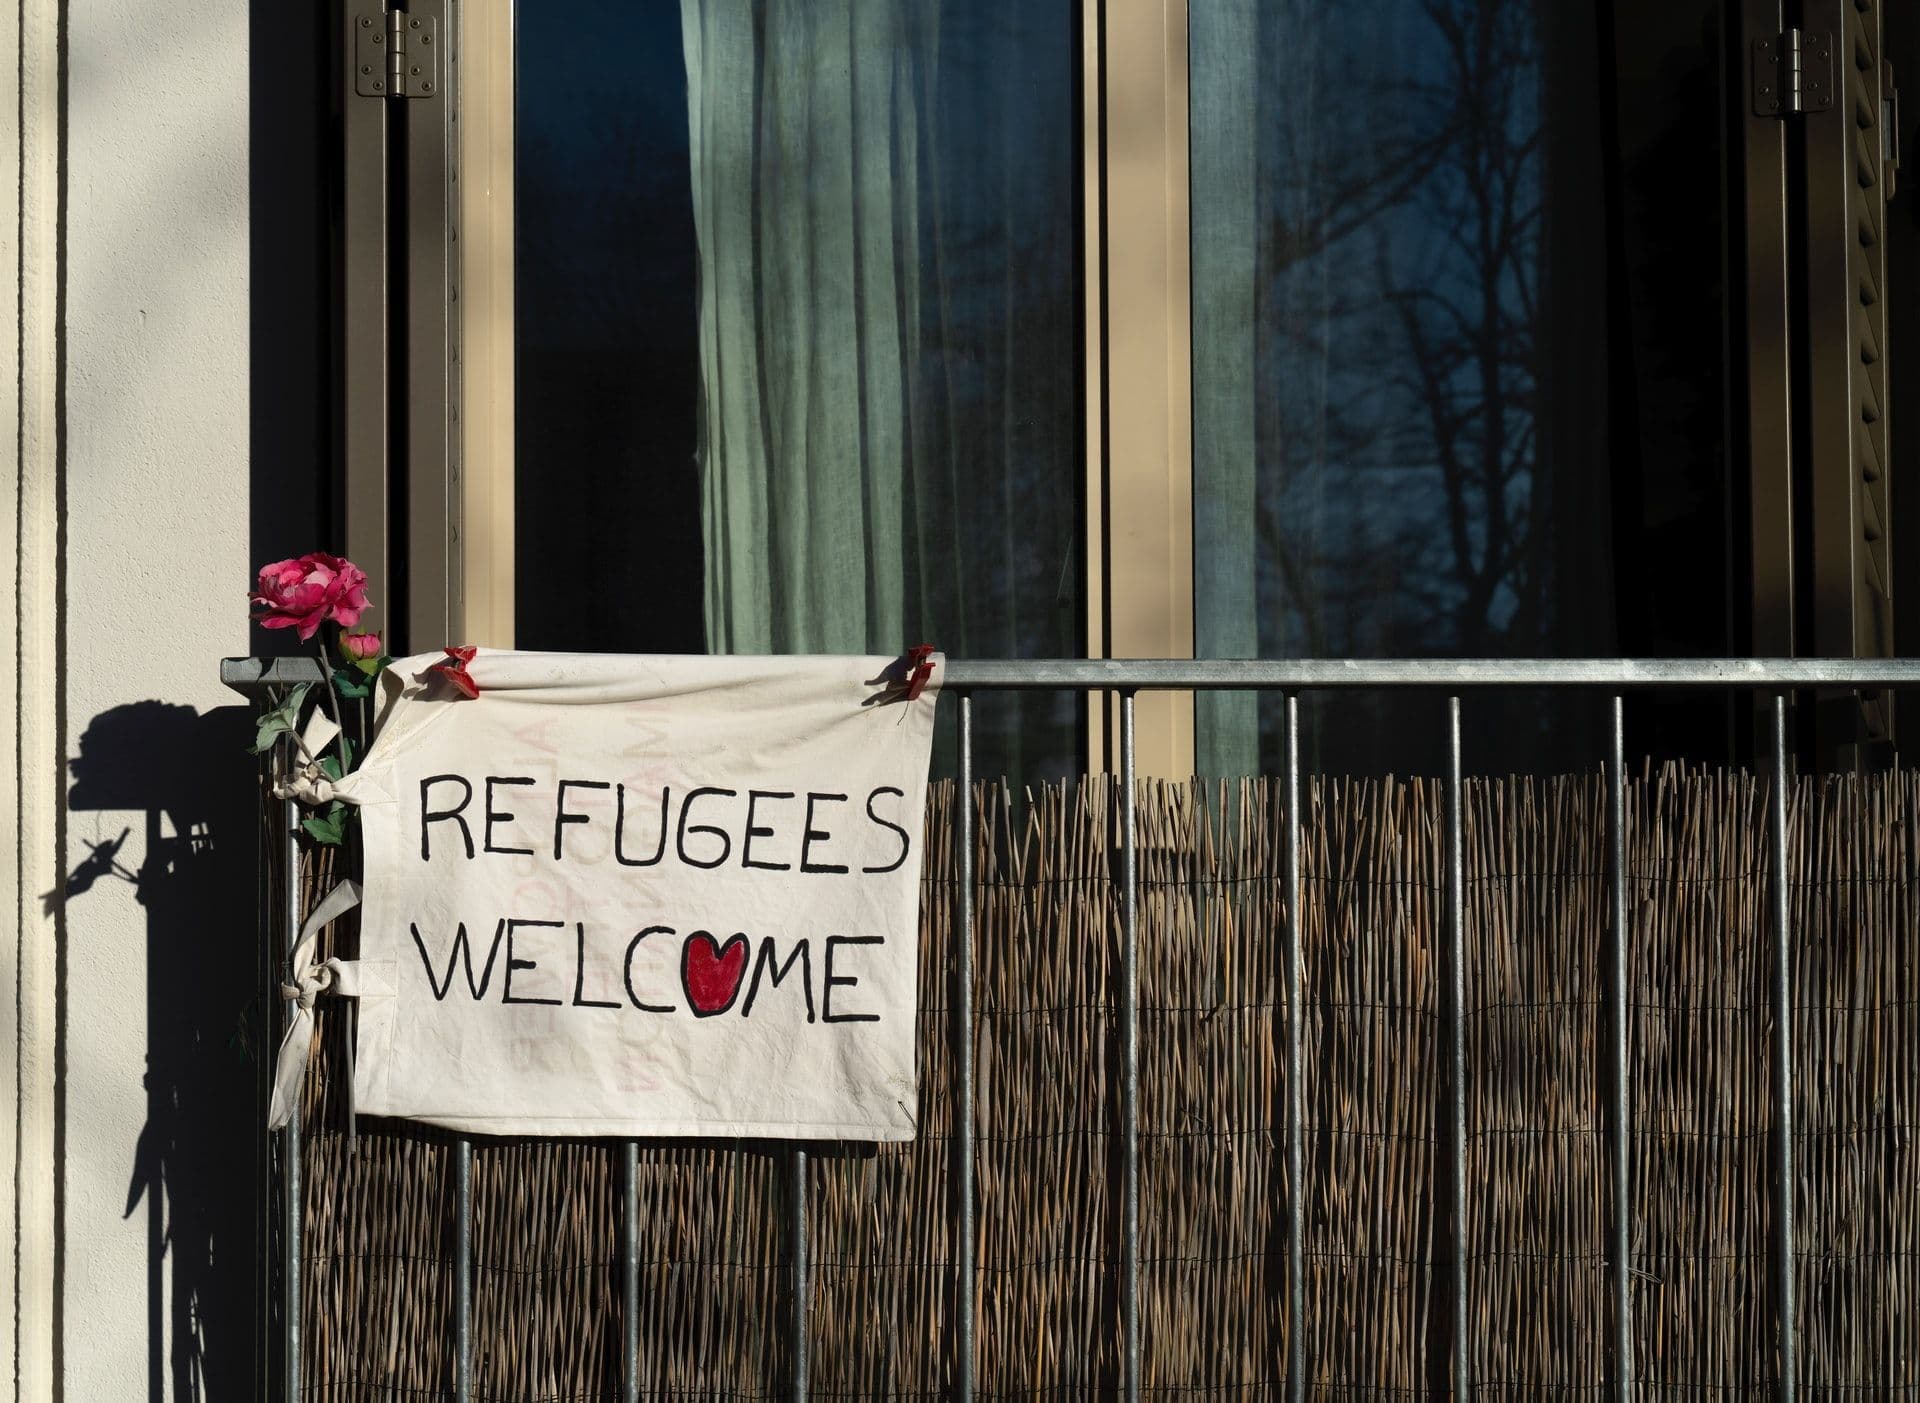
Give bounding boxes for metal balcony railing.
[224,654,1920,1403]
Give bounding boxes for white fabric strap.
[271,708,346,806]
[267,877,363,1130]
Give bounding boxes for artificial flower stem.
[312,643,347,740]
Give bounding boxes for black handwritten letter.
[800,793,850,874]
[676,787,739,869]
[614,784,670,867]
[553,779,611,860]
[741,936,815,1022]
[501,918,565,1005]
[419,775,475,861]
[571,921,621,1008]
[409,918,506,1000]
[822,935,883,1023]
[862,786,912,873]
[741,790,795,871]
[484,776,537,856]
[622,926,677,1013]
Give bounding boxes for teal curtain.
[679,0,1083,781]
[682,0,929,654]
[1190,0,1266,780]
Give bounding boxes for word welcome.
[418,775,913,876]
[408,918,883,1024]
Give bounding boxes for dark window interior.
[516,0,704,654]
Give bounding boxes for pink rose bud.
[339,630,385,675]
[249,552,371,642]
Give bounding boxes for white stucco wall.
[53,0,251,1395]
[2,1,64,1394]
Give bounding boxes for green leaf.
[302,800,348,845]
[353,651,391,678]
[316,732,355,785]
[249,683,313,754]
[331,667,372,699]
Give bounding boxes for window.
[1188,0,1742,775]
[341,0,1902,777]
[469,1,1207,777]
[513,0,1085,779]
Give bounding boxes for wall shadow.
[62,700,263,1401]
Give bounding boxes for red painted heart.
[681,932,749,1017]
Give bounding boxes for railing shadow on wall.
[59,699,265,1401]
[224,655,1920,1403]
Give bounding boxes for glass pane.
[516,0,1083,781]
[1191,0,1734,775]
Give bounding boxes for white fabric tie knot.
[267,878,363,1131]
[280,959,338,1011]
[272,764,337,806]
[272,708,344,807]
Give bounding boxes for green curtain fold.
[683,0,928,655]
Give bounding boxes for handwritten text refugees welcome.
[408,773,915,1025]
[342,652,938,1139]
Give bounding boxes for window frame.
[350,0,1904,777]
[458,0,517,654]
[448,0,1201,775]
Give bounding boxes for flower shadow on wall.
[59,698,261,1401]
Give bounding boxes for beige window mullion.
[1090,0,1194,779]
[457,0,516,648]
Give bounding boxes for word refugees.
[418,773,913,876]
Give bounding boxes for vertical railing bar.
[258,783,274,1403]
[344,689,362,1159]
[455,1137,472,1402]
[1283,694,1305,1403]
[1444,696,1468,1401]
[1120,692,1141,1403]
[281,782,302,1403]
[956,694,977,1399]
[1768,693,1798,1400]
[791,1147,810,1399]
[622,1140,639,1402]
[345,1003,358,1157]
[1608,694,1633,1400]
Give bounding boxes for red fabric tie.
[431,644,480,699]
[904,644,936,701]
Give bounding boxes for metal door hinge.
[1752,30,1833,117]
[355,10,438,99]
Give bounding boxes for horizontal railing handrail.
[222,653,1920,697]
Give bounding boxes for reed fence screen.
[271,759,1920,1398]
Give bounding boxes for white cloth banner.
[329,650,941,1140]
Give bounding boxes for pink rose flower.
[250,553,370,642]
